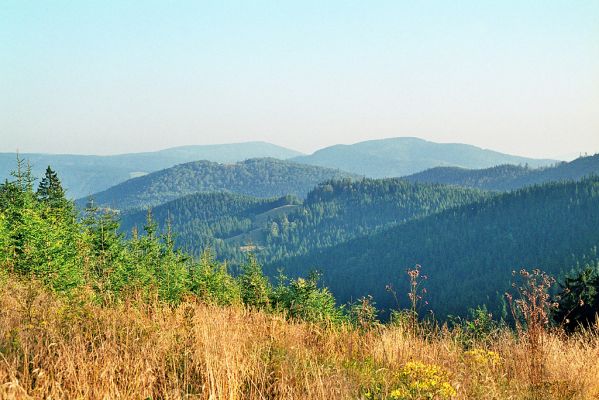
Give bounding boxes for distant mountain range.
[291,137,557,177]
[404,153,599,191]
[0,142,302,199]
[77,158,355,211]
[3,137,565,199]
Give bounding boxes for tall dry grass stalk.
[1,278,599,399]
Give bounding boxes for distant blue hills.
[1,137,558,199]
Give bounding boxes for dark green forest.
[120,178,489,264]
[77,158,355,211]
[119,192,301,261]
[255,178,489,263]
[270,177,599,318]
[405,153,599,191]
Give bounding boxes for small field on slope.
[1,278,598,400]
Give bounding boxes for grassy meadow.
[1,277,598,400]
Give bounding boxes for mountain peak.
[293,137,557,178]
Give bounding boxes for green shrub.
[272,271,345,324]
[554,263,599,332]
[189,249,241,305]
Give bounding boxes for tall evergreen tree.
[238,253,271,309]
[37,166,66,208]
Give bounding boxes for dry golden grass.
[1,278,598,400]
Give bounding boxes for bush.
[238,254,271,309]
[449,305,503,347]
[349,295,379,331]
[272,271,345,324]
[189,249,241,305]
[554,264,599,332]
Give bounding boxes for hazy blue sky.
[1,1,598,159]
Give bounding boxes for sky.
[1,1,598,160]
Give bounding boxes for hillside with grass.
[3,276,599,400]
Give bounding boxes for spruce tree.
[238,253,271,309]
[37,166,66,208]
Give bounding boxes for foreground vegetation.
[2,276,599,399]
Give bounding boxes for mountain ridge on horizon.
[0,140,304,158]
[291,137,558,178]
[2,136,560,199]
[404,153,599,191]
[0,142,303,199]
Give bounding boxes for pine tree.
[238,253,271,309]
[37,166,66,208]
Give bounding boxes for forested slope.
[256,178,489,263]
[270,177,599,318]
[120,178,489,263]
[78,158,355,211]
[405,153,599,191]
[119,192,300,259]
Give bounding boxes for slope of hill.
[404,153,599,191]
[0,142,303,199]
[254,178,490,263]
[119,192,300,258]
[270,177,599,318]
[120,178,489,263]
[292,137,557,178]
[79,158,355,211]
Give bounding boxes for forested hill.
[119,192,300,258]
[291,137,557,178]
[255,179,490,263]
[77,158,355,211]
[269,177,599,318]
[120,178,489,263]
[404,153,599,191]
[1,142,303,199]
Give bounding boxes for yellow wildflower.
[464,349,501,366]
